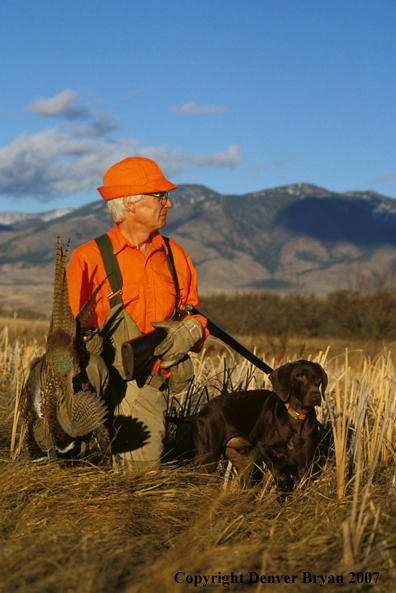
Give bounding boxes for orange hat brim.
[97,179,178,201]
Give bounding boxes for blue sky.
[0,0,395,213]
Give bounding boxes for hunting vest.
[92,233,192,391]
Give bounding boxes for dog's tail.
[165,414,198,424]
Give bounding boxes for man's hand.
[152,317,204,368]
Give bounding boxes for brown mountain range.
[1,183,396,318]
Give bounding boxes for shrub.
[199,287,396,345]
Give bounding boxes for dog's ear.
[269,362,293,401]
[311,362,328,398]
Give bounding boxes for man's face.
[132,192,173,233]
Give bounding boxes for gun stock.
[121,328,167,381]
[121,309,188,381]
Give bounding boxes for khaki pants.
[110,379,168,472]
[85,330,169,473]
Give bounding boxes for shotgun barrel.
[178,304,274,375]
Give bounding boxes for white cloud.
[372,171,396,184]
[0,129,181,199]
[247,156,294,176]
[24,90,119,139]
[25,90,91,119]
[0,114,242,201]
[66,120,120,138]
[0,90,244,201]
[271,156,294,167]
[184,145,242,169]
[246,163,270,175]
[170,101,229,115]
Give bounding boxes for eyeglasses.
[148,192,170,205]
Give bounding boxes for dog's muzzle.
[309,389,322,406]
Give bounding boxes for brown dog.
[167,360,328,497]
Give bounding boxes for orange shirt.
[67,224,206,335]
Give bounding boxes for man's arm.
[169,241,208,341]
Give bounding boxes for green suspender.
[94,234,179,316]
[161,236,180,319]
[94,234,123,307]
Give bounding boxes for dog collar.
[285,403,308,421]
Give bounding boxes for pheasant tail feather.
[77,276,108,328]
[57,388,108,437]
[50,236,75,338]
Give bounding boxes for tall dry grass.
[0,323,396,592]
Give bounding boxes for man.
[67,157,207,471]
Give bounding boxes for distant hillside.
[1,183,396,317]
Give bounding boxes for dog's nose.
[308,387,321,405]
[311,392,321,405]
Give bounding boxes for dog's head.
[268,360,328,408]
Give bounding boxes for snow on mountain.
[0,208,73,226]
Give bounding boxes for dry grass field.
[1,320,396,592]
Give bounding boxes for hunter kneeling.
[67,157,207,472]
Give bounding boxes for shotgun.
[121,304,274,381]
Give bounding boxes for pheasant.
[19,236,108,459]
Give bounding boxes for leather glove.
[152,317,204,369]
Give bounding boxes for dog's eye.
[296,374,305,380]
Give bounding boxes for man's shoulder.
[159,235,194,269]
[70,236,103,260]
[161,234,185,253]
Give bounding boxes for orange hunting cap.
[97,157,178,201]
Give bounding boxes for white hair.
[106,194,144,223]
